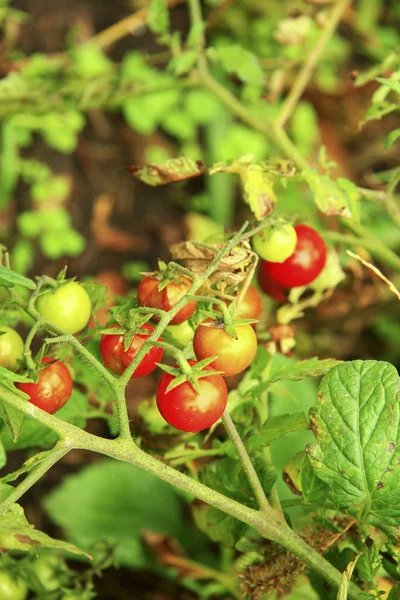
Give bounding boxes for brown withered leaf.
[169,240,256,287]
[142,531,203,579]
[129,157,206,186]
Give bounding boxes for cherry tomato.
[262,224,327,288]
[257,262,288,303]
[156,361,227,432]
[0,326,24,372]
[166,321,194,346]
[16,357,73,414]
[193,320,257,377]
[252,223,297,262]
[100,323,163,377]
[0,572,28,600]
[37,281,91,335]
[236,285,263,321]
[137,276,196,325]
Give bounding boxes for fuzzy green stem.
[0,442,70,515]
[23,319,43,371]
[275,0,351,128]
[222,411,272,513]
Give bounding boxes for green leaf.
[147,0,170,35]
[0,266,36,289]
[376,77,400,96]
[0,503,89,556]
[44,460,193,567]
[337,554,362,600]
[337,178,361,225]
[308,360,400,526]
[267,357,342,384]
[129,156,205,186]
[302,169,353,218]
[207,45,264,85]
[385,128,400,150]
[301,454,331,506]
[247,413,310,451]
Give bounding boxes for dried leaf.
[129,157,206,186]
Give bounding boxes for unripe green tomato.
[0,571,28,600]
[32,555,61,592]
[252,224,297,263]
[0,326,24,372]
[166,321,194,346]
[36,282,92,334]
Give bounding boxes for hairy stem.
[222,411,272,513]
[0,442,70,515]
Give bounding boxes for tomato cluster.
[255,224,327,300]
[2,224,325,431]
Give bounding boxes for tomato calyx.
[100,313,155,352]
[158,358,223,394]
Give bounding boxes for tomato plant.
[0,571,28,600]
[252,223,297,262]
[0,326,24,372]
[261,225,327,289]
[100,323,163,377]
[137,275,196,325]
[193,320,257,377]
[36,281,92,334]
[156,362,228,432]
[16,357,73,414]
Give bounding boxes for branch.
[222,411,273,513]
[275,0,351,128]
[0,442,70,515]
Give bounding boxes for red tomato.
[257,262,288,303]
[156,361,227,432]
[236,285,263,320]
[137,276,196,325]
[100,323,163,378]
[261,225,327,288]
[193,320,257,377]
[16,358,73,414]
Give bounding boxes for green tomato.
[0,327,24,372]
[36,281,92,334]
[32,555,61,592]
[252,223,297,263]
[0,571,28,600]
[166,321,194,346]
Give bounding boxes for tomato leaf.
[308,360,400,526]
[0,266,36,290]
[0,502,90,556]
[129,157,206,186]
[44,460,199,567]
[247,412,310,451]
[302,169,354,218]
[385,128,400,150]
[147,0,169,35]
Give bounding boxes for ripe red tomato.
[236,285,263,320]
[36,281,91,334]
[261,224,327,288]
[0,326,24,372]
[100,323,163,377]
[193,320,257,377]
[16,358,73,414]
[257,262,288,303]
[156,361,227,432]
[137,276,196,325]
